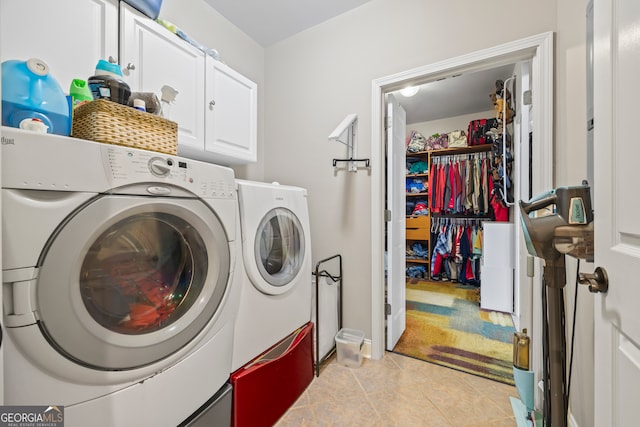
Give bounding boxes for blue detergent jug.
[1,58,71,136]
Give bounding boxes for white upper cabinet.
[201,57,257,165]
[118,4,257,165]
[0,0,119,92]
[120,3,205,150]
[2,1,257,166]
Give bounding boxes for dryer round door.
[35,194,231,370]
[249,207,306,295]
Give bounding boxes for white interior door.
[385,94,406,351]
[593,0,640,425]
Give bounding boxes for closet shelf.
[406,147,430,279]
[429,144,493,156]
[405,257,429,263]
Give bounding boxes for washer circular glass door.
[36,194,230,370]
[252,207,305,295]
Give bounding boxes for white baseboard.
[568,410,579,427]
[511,313,521,332]
[362,338,372,359]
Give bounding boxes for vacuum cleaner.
[519,184,607,427]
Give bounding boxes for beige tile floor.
[276,352,517,426]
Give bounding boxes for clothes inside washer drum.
[79,213,203,334]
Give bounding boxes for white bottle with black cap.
[87,60,131,105]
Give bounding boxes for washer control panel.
[148,156,173,178]
[102,145,235,199]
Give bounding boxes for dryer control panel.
[102,145,236,199]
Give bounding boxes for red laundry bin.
[230,322,314,427]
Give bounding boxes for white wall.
[160,0,265,180]
[262,0,592,426]
[264,0,556,340]
[556,1,593,426]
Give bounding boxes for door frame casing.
[370,32,554,364]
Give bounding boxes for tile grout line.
[350,362,386,424]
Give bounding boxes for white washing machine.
[232,180,312,371]
[1,127,241,426]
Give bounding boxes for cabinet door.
[120,4,205,150]
[204,56,257,165]
[0,0,118,92]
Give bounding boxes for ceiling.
[201,1,515,125]
[203,0,372,47]
[390,64,517,124]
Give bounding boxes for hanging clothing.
[482,157,489,214]
[473,157,482,214]
[429,161,437,213]
[428,152,494,216]
[429,220,484,284]
[464,158,474,211]
[430,226,449,278]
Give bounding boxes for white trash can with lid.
[335,328,365,368]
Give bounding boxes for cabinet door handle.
[209,100,216,110]
[126,63,136,71]
[108,56,117,64]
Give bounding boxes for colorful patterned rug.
[392,279,515,385]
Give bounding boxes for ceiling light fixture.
[400,86,419,97]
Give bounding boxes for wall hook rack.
[332,158,370,168]
[328,114,369,172]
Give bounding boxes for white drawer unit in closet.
[481,222,515,313]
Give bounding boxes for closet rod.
[432,217,490,223]
[432,151,490,163]
[432,213,492,219]
[431,216,487,231]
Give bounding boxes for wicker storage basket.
[72,99,177,155]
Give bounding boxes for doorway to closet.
[386,62,526,383]
[370,32,554,387]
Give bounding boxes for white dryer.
[232,180,312,371]
[1,128,241,426]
